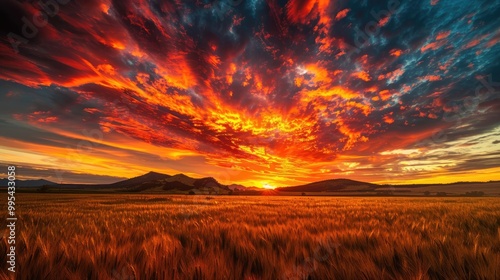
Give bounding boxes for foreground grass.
[1,194,499,279]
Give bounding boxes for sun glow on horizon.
[0,0,499,185]
[262,183,276,190]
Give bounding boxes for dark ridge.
[276,179,378,192]
[109,171,170,188]
[0,178,57,188]
[194,177,220,188]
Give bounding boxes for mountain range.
[0,178,57,188]
[1,171,499,196]
[47,171,233,194]
[275,179,377,192]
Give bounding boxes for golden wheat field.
[1,194,500,280]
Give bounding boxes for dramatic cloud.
[1,0,499,187]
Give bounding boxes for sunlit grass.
[1,195,499,279]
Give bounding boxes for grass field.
[1,194,499,279]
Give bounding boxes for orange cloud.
[378,16,390,27]
[421,40,446,52]
[421,75,442,81]
[390,49,403,57]
[436,31,451,40]
[352,71,371,82]
[378,68,405,82]
[286,0,318,24]
[335,9,350,21]
[383,114,395,124]
[379,90,392,101]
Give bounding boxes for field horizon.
[2,171,499,197]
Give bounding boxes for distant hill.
[129,173,231,194]
[0,178,57,188]
[41,171,231,194]
[277,179,500,196]
[228,184,263,191]
[277,179,378,193]
[375,181,500,196]
[5,172,499,196]
[228,184,247,191]
[108,171,171,188]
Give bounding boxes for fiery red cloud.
[0,0,499,187]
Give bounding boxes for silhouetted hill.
[126,173,231,194]
[277,179,378,192]
[109,171,171,188]
[0,178,57,187]
[228,184,248,191]
[32,171,231,194]
[8,172,499,196]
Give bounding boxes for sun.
[262,183,276,190]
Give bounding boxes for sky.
[1,0,500,188]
